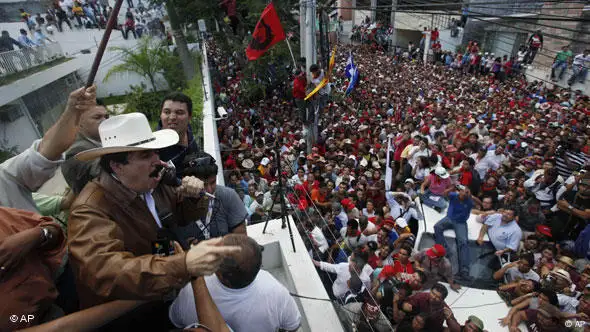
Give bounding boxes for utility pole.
[370,0,377,22]
[304,0,316,153]
[390,0,397,50]
[351,0,356,27]
[423,31,431,65]
[300,0,306,58]
[305,0,316,78]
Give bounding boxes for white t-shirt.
[169,271,301,332]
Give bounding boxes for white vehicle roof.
[413,197,526,331]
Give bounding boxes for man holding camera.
[433,184,480,284]
[68,113,240,330]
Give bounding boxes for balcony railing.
[0,42,65,77]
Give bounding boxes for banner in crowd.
[245,3,286,61]
[344,52,359,96]
[304,46,337,101]
[385,137,394,191]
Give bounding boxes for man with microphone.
[68,112,240,331]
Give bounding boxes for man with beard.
[157,92,200,178]
[67,113,240,331]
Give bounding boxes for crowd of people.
[2,16,590,331]
[207,29,590,330]
[15,0,166,38]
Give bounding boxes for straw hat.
[76,113,178,161]
[558,256,575,269]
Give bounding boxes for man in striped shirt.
[555,138,589,179]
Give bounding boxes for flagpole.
[284,38,297,69]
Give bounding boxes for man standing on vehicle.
[433,185,479,282]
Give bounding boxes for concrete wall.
[0,99,39,152]
[439,26,463,52]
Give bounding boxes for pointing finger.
[208,245,242,256]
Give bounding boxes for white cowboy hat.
[434,167,450,179]
[242,159,255,169]
[75,113,178,161]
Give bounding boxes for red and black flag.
[245,3,286,61]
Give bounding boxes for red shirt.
[293,75,306,100]
[394,138,412,162]
[431,30,439,41]
[368,254,380,269]
[458,169,473,186]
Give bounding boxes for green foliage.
[183,65,204,141]
[160,49,187,91]
[122,84,167,126]
[104,37,168,92]
[104,36,195,93]
[0,144,18,164]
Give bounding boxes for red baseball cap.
[426,244,446,259]
[536,225,552,238]
[341,198,355,210]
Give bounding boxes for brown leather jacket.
[68,172,207,308]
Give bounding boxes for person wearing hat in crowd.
[67,113,241,330]
[419,166,454,212]
[258,157,272,179]
[433,184,479,283]
[157,92,200,179]
[556,255,581,286]
[411,244,460,291]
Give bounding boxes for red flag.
[246,3,286,61]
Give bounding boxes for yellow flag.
[304,46,337,101]
[304,78,328,101]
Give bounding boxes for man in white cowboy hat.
[67,113,240,330]
[0,85,97,211]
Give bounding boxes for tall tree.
[165,0,196,81]
[104,38,166,91]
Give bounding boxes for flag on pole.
[246,3,286,61]
[304,46,337,101]
[345,52,359,96]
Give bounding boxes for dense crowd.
[14,0,166,39]
[209,36,590,331]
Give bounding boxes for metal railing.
[0,42,65,77]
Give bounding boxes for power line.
[466,9,590,36]
[309,4,590,23]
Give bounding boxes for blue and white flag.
[344,52,359,96]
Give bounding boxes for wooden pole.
[85,0,124,87]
